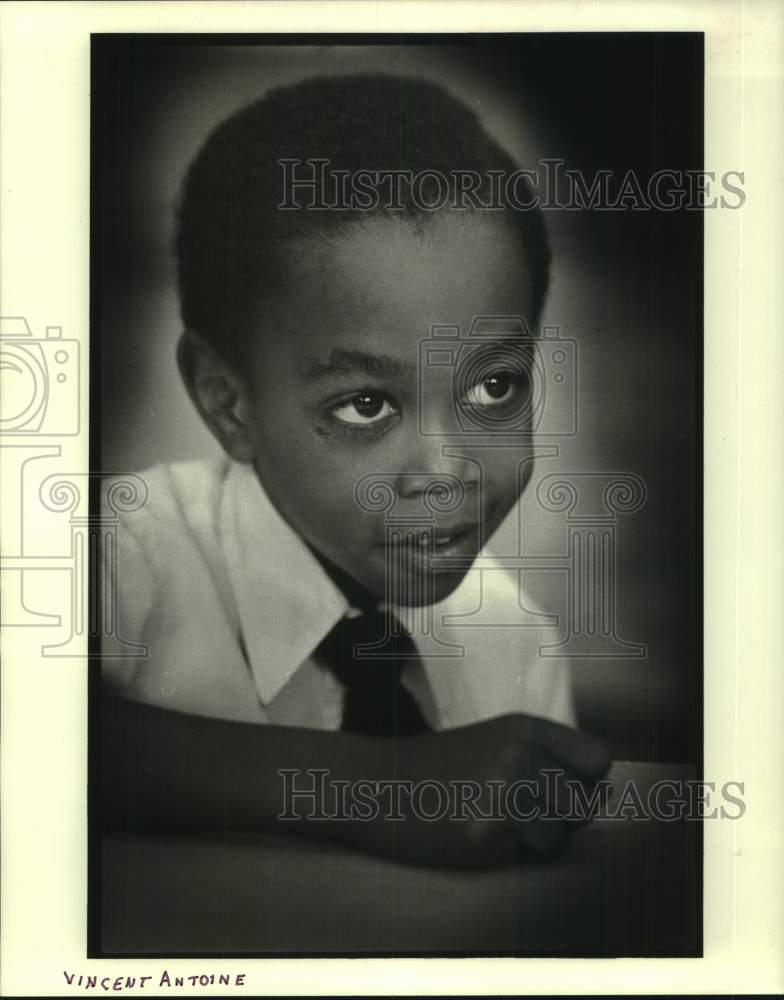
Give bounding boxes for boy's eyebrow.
[300,349,417,382]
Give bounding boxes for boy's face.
[241,211,538,606]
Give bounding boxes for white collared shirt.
[103,458,575,731]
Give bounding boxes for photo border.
[1,0,782,995]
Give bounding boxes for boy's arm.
[101,694,610,868]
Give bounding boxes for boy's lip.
[379,521,481,554]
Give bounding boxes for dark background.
[93,34,702,766]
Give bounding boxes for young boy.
[101,74,609,867]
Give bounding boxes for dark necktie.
[316,609,432,737]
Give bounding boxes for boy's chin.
[322,549,479,610]
[382,565,473,608]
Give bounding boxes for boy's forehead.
[254,211,534,369]
[295,211,528,297]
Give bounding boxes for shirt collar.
[219,461,350,705]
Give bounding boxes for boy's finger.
[561,777,613,826]
[523,716,612,781]
[522,747,584,817]
[512,814,572,859]
[519,748,611,825]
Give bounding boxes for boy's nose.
[394,434,479,503]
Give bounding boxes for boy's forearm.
[101,693,607,867]
[100,694,405,853]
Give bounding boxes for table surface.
[101,761,701,957]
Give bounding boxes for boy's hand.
[362,714,611,868]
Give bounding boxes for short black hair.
[176,73,551,364]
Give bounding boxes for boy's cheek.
[283,480,380,550]
[481,460,529,506]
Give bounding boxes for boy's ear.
[177,330,256,463]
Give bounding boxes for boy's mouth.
[379,522,481,561]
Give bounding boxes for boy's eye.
[331,392,398,426]
[463,372,520,408]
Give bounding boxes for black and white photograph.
[91,34,707,958]
[2,0,783,993]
